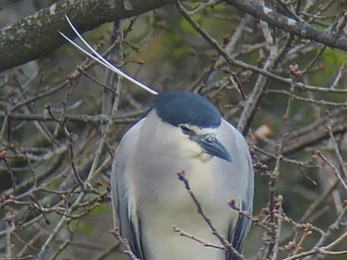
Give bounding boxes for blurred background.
[0,0,347,259]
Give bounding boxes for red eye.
[180,126,193,135]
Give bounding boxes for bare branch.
[226,0,347,51]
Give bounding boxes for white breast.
[131,156,239,260]
[126,112,246,260]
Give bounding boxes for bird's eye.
[180,125,193,135]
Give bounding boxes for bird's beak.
[190,133,233,163]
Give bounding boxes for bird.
[60,17,254,260]
[111,91,254,260]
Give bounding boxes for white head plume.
[59,15,158,96]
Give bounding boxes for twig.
[326,112,347,178]
[93,243,119,260]
[177,171,246,260]
[315,150,347,192]
[173,226,225,250]
[0,111,141,124]
[6,221,12,260]
[110,227,140,260]
[323,231,347,250]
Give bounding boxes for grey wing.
[228,201,252,260]
[111,119,146,260]
[220,120,254,260]
[228,149,253,260]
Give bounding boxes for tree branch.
[0,0,173,72]
[226,0,347,51]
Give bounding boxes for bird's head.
[153,91,232,163]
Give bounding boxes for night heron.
[60,16,254,260]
